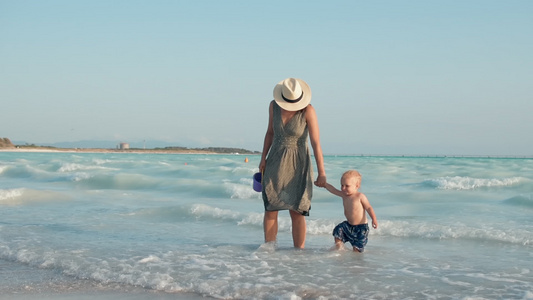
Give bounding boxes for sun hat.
[273,78,312,111]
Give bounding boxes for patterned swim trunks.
[332,221,369,252]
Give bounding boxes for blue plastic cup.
[253,172,262,192]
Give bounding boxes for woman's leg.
[263,210,278,243]
[289,210,306,249]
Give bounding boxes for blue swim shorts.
[332,221,369,252]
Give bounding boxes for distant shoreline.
[1,147,531,159]
[0,146,260,155]
[0,148,218,154]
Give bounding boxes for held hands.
[314,175,327,187]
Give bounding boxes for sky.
[1,0,532,156]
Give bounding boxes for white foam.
[226,180,259,199]
[70,172,92,182]
[237,212,265,227]
[0,188,25,202]
[0,188,70,205]
[374,219,532,245]
[58,162,115,172]
[441,276,471,287]
[139,255,161,263]
[426,176,525,190]
[190,204,241,220]
[307,219,338,235]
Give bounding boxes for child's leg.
[333,238,344,250]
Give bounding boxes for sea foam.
[424,176,525,190]
[0,188,24,202]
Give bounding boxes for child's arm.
[360,194,378,229]
[324,183,344,197]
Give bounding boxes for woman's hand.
[314,175,326,187]
[259,159,266,173]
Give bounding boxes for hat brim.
[273,78,312,111]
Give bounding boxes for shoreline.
[0,148,255,155]
[1,148,531,159]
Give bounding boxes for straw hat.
[273,78,312,111]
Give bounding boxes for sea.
[0,151,532,299]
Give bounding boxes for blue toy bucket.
[253,172,262,192]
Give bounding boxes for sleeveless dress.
[262,101,313,216]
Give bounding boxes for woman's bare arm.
[259,101,274,172]
[306,104,326,187]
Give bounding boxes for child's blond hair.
[342,170,362,185]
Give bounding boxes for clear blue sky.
[1,0,532,155]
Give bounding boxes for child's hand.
[372,221,378,229]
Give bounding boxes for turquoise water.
[1,152,532,299]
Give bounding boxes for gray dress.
[262,101,313,216]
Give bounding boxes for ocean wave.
[503,195,533,209]
[0,245,295,298]
[58,162,116,173]
[0,188,70,205]
[190,203,242,220]
[141,204,532,246]
[74,173,163,190]
[0,188,25,202]
[423,176,526,190]
[374,220,532,246]
[140,203,331,235]
[235,211,533,246]
[187,203,317,233]
[228,178,261,199]
[0,164,45,179]
[1,162,92,183]
[187,204,351,237]
[3,235,528,300]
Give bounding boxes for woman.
[259,77,327,249]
